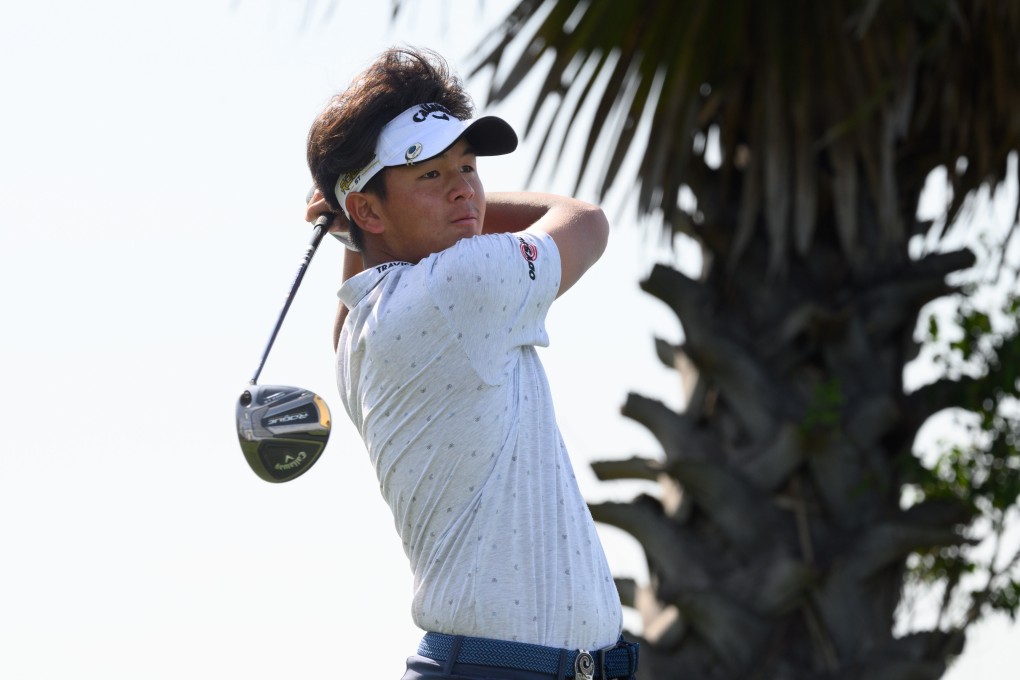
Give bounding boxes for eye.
[460,164,476,174]
[419,169,440,180]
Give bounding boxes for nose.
[449,173,476,202]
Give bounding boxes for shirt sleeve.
[424,231,561,384]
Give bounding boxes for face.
[370,138,486,263]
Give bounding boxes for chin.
[449,227,479,243]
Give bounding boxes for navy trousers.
[400,634,639,680]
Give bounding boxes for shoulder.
[429,232,559,276]
[424,232,560,329]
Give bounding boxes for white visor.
[334,103,517,213]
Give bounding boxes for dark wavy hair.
[307,47,475,249]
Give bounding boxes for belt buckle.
[574,649,594,680]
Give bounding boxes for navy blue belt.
[417,632,639,679]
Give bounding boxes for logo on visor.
[336,159,381,196]
[405,143,423,163]
[412,103,452,123]
[337,171,360,194]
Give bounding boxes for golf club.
[236,212,334,482]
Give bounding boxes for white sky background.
[0,2,1015,679]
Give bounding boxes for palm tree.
[459,1,1020,677]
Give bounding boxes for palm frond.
[470,0,1020,273]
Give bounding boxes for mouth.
[451,213,479,228]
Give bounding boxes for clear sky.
[0,2,1015,679]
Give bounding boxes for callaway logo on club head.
[412,103,451,122]
[275,451,307,471]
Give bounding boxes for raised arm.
[483,192,609,298]
[305,190,366,350]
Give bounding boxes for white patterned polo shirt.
[337,230,622,650]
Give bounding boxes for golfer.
[305,47,638,680]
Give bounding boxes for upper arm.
[426,235,559,381]
[526,200,608,298]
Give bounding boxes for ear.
[345,193,385,234]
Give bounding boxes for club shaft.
[250,214,332,385]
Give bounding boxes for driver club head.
[236,384,331,482]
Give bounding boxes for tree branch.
[590,455,661,482]
[676,589,770,674]
[903,374,984,435]
[846,521,973,580]
[621,392,724,464]
[642,264,796,439]
[664,458,788,555]
[590,496,714,591]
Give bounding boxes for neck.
[359,235,421,269]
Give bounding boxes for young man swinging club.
[304,47,639,680]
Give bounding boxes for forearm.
[483,192,590,234]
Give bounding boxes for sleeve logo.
[517,237,538,281]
